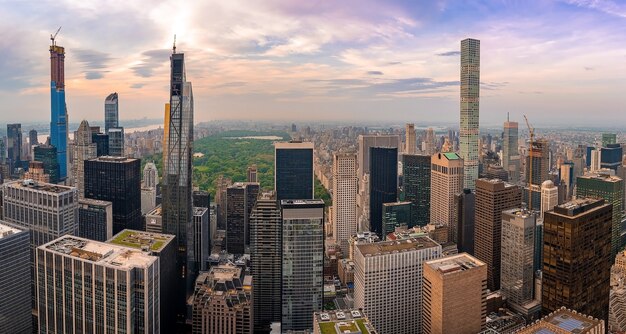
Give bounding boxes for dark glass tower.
[601,143,623,171]
[34,143,60,184]
[454,188,475,254]
[50,39,68,180]
[28,129,38,146]
[104,92,119,134]
[401,154,430,226]
[274,141,314,201]
[84,156,142,233]
[162,47,194,322]
[6,123,22,174]
[92,132,110,157]
[226,184,246,255]
[369,147,398,236]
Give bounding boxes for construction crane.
[50,26,62,46]
[524,115,535,210]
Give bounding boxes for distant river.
[37,123,162,143]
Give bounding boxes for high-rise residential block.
[274,141,314,201]
[354,236,441,334]
[0,222,31,334]
[244,183,259,246]
[29,128,38,146]
[191,262,253,334]
[405,123,417,154]
[422,253,487,334]
[72,120,96,197]
[36,235,160,333]
[143,161,159,188]
[104,92,119,133]
[576,170,624,257]
[141,186,157,214]
[430,152,464,238]
[332,153,357,250]
[107,229,178,333]
[281,199,325,331]
[381,201,411,238]
[503,119,520,183]
[247,164,258,183]
[423,128,436,155]
[108,126,125,156]
[501,208,538,315]
[78,198,113,241]
[368,147,397,236]
[526,139,550,209]
[250,192,282,332]
[474,178,521,291]
[49,39,69,180]
[34,143,60,183]
[402,154,431,227]
[226,183,246,255]
[542,198,612,321]
[84,156,142,233]
[7,123,22,174]
[459,38,480,190]
[313,309,378,334]
[162,50,195,320]
[559,161,574,200]
[454,188,475,254]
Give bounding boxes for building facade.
[333,153,357,251]
[281,199,325,331]
[354,237,441,334]
[474,178,521,291]
[422,253,487,334]
[7,123,22,174]
[503,120,520,183]
[382,201,412,238]
[274,141,314,201]
[0,222,31,334]
[108,127,125,157]
[369,147,398,236]
[78,198,113,242]
[454,189,475,254]
[72,120,96,197]
[459,38,480,190]
[34,143,60,184]
[405,123,417,154]
[542,198,612,321]
[430,152,464,238]
[49,40,69,180]
[104,92,119,134]
[402,154,431,227]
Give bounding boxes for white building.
[540,180,558,221]
[354,237,441,334]
[332,153,357,251]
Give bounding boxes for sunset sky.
[1,0,626,126]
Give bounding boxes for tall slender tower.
[460,38,480,190]
[503,117,520,183]
[333,153,357,251]
[405,123,417,154]
[72,120,96,197]
[104,93,119,133]
[162,44,194,321]
[50,33,69,181]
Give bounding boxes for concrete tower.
[333,153,357,251]
[459,38,480,190]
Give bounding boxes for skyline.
[2,1,626,125]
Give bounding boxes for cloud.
[366,71,384,75]
[130,83,145,89]
[73,49,114,80]
[481,81,509,90]
[214,81,248,88]
[132,49,171,78]
[584,66,594,71]
[563,0,626,18]
[436,51,460,56]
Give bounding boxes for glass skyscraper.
[401,154,430,227]
[369,147,398,236]
[0,222,31,334]
[108,126,125,156]
[162,48,194,321]
[274,141,314,201]
[104,92,119,133]
[49,40,69,180]
[460,38,480,190]
[6,123,22,174]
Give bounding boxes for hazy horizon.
[2,1,626,126]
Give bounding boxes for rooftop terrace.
[315,309,377,334]
[108,229,174,252]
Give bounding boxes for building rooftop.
[515,307,604,333]
[442,152,461,160]
[89,156,137,163]
[552,198,606,217]
[579,170,622,183]
[79,198,112,207]
[147,204,162,216]
[193,206,208,216]
[274,141,314,149]
[43,235,157,269]
[356,236,439,257]
[425,253,485,275]
[6,179,74,194]
[382,201,412,208]
[0,221,23,239]
[314,309,378,334]
[280,199,325,207]
[108,229,175,252]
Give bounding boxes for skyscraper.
[162,47,194,320]
[36,235,160,333]
[422,253,487,334]
[92,132,110,157]
[144,161,159,188]
[247,164,258,183]
[274,141,314,201]
[333,153,357,251]
[78,198,113,242]
[34,142,60,183]
[226,183,246,255]
[354,237,441,334]
[576,170,624,257]
[501,208,538,315]
[474,178,521,291]
[369,147,397,236]
[405,123,417,154]
[540,180,558,221]
[72,120,96,197]
[250,192,282,332]
[281,199,324,331]
[357,135,400,179]
[603,133,617,147]
[503,119,520,183]
[454,189,475,254]
[542,198,612,321]
[50,37,69,180]
[525,139,550,209]
[104,92,119,133]
[460,38,480,190]
[84,156,142,233]
[381,201,411,237]
[430,152,464,237]
[402,154,431,227]
[29,128,38,146]
[6,123,22,174]
[0,222,31,334]
[108,126,125,156]
[601,143,623,171]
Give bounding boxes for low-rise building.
[514,307,604,333]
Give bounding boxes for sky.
[1,0,626,127]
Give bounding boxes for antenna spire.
[173,34,177,54]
